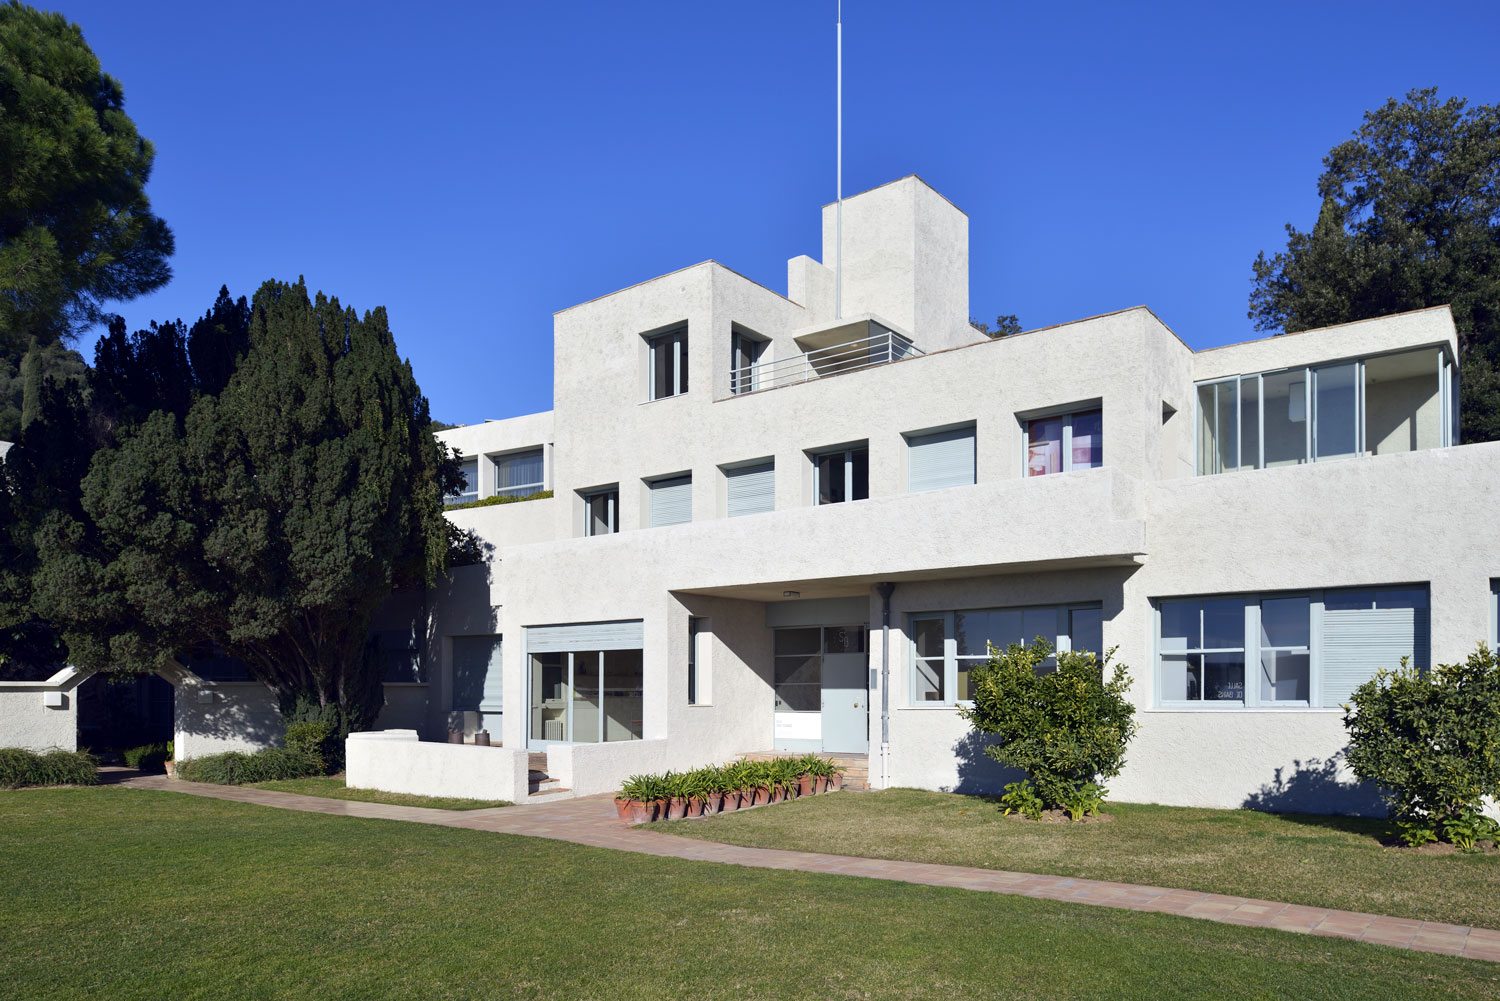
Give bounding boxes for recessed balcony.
[730,315,922,394]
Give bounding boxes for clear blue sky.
[53,1,1500,424]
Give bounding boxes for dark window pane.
[1202,651,1245,701]
[1202,599,1244,650]
[913,618,945,660]
[774,628,821,657]
[824,625,865,654]
[773,655,821,687]
[914,657,943,701]
[1260,596,1309,648]
[1071,410,1103,469]
[851,447,869,500]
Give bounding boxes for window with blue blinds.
[726,461,774,517]
[907,424,976,493]
[649,475,692,527]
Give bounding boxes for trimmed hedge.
[0,748,99,789]
[446,490,552,512]
[175,748,323,785]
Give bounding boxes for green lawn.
[1,789,1496,1000]
[249,775,510,811]
[660,789,1500,929]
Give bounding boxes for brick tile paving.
[121,775,1499,964]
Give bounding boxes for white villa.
[7,175,1499,813]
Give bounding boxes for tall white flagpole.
[835,0,843,320]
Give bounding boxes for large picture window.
[527,624,644,745]
[1195,348,1456,475]
[1025,409,1102,477]
[910,603,1103,705]
[1155,586,1428,708]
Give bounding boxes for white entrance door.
[819,653,869,753]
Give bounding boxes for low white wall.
[547,739,737,797]
[0,668,85,751]
[346,730,527,803]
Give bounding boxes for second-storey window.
[582,487,618,536]
[647,474,692,527]
[906,424,976,493]
[1025,409,1102,476]
[813,444,869,504]
[447,457,479,505]
[493,448,544,498]
[648,326,688,400]
[730,329,766,394]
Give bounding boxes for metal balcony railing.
[730,326,921,394]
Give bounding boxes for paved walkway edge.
[119,776,1500,965]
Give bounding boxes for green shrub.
[1344,646,1500,847]
[283,720,334,772]
[961,641,1137,817]
[175,748,323,785]
[998,780,1044,820]
[0,748,98,788]
[122,743,170,772]
[445,490,553,512]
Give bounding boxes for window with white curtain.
[492,448,544,498]
[1024,409,1102,477]
[910,603,1103,705]
[906,424,976,493]
[447,457,479,505]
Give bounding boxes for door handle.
[853,702,860,709]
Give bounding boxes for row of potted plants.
[615,755,844,824]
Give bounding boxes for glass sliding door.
[1313,362,1359,460]
[602,650,644,741]
[529,652,567,742]
[1261,369,1308,467]
[1196,380,1238,474]
[528,647,645,745]
[569,651,602,743]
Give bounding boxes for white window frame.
[581,487,618,537]
[907,603,1102,707]
[730,329,766,395]
[447,456,480,505]
[1194,346,1457,476]
[1021,407,1103,476]
[647,326,688,401]
[811,443,868,506]
[1152,587,1428,709]
[687,616,711,706]
[491,447,545,499]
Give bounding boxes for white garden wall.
[345,730,527,803]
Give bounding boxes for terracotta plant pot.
[704,791,723,815]
[751,786,770,807]
[666,796,688,820]
[769,786,785,805]
[720,790,740,813]
[798,774,816,797]
[816,775,830,794]
[650,798,667,822]
[687,795,704,818]
[829,772,844,791]
[614,797,633,822]
[163,760,176,779]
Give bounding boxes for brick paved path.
[121,775,1500,964]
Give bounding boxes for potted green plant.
[694,766,724,816]
[746,761,772,806]
[719,762,746,812]
[616,774,654,824]
[663,771,689,820]
[767,757,796,803]
[828,763,845,791]
[796,754,820,797]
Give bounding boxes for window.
[527,620,645,744]
[687,617,709,705]
[447,457,479,505]
[1025,409,1102,476]
[813,444,869,504]
[774,625,866,712]
[910,603,1103,705]
[648,474,692,527]
[1156,586,1428,707]
[730,329,766,394]
[648,326,688,400]
[1490,580,1498,649]
[725,460,775,517]
[370,630,423,683]
[582,487,618,536]
[451,634,503,713]
[906,424,976,493]
[1196,348,1456,475]
[492,448,544,498]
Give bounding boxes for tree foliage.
[970,314,1023,338]
[960,641,1137,811]
[11,279,463,733]
[0,3,173,353]
[1344,647,1500,847]
[1249,88,1500,443]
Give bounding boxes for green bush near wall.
[122,742,171,772]
[445,490,552,512]
[0,748,98,789]
[175,748,323,785]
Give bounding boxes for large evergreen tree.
[1249,88,1500,443]
[0,2,173,437]
[22,280,460,731]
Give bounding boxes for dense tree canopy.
[1249,88,1500,443]
[4,280,466,731]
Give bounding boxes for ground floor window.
[528,649,643,743]
[1155,585,1428,708]
[909,603,1102,705]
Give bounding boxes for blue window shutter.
[528,620,645,652]
[726,461,775,517]
[908,425,975,492]
[649,475,692,527]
